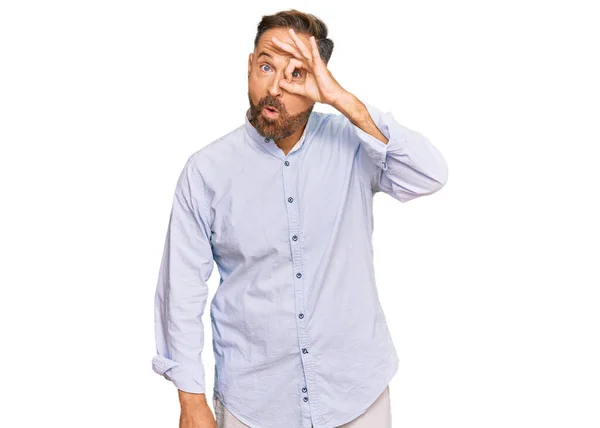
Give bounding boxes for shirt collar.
[244,108,317,158]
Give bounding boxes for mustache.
[260,100,283,110]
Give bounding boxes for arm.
[152,156,214,400]
[334,91,449,202]
[266,30,447,202]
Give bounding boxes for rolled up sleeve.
[152,156,214,394]
[352,101,448,202]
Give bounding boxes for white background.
[1,1,599,427]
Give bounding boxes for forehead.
[255,28,311,61]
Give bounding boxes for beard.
[247,92,314,141]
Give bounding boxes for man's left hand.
[271,28,347,106]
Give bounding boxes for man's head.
[247,9,334,140]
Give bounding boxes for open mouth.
[263,106,279,117]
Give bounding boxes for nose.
[267,71,284,98]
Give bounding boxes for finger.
[283,57,304,83]
[288,28,313,62]
[278,78,302,95]
[309,36,323,64]
[271,36,303,61]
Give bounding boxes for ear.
[248,53,253,77]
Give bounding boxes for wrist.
[332,91,369,125]
[330,90,353,111]
[178,390,207,406]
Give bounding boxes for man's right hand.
[178,391,217,428]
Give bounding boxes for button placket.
[282,151,318,417]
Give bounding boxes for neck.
[273,122,307,155]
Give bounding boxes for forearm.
[332,91,389,145]
[344,98,448,202]
[178,391,216,428]
[179,390,209,410]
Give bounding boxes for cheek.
[248,87,261,104]
[286,98,311,114]
[250,70,270,85]
[249,78,268,94]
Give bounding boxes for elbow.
[437,166,449,192]
[407,142,449,198]
[414,158,448,200]
[429,155,449,194]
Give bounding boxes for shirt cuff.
[152,354,206,394]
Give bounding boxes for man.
[152,9,448,428]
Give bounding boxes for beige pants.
[212,385,391,428]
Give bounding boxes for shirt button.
[296,272,302,278]
[302,387,307,393]
[292,235,298,241]
[303,397,308,402]
[288,197,294,203]
[264,138,270,143]
[302,348,308,354]
[285,161,290,166]
[298,313,304,319]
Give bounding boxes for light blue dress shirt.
[152,101,448,428]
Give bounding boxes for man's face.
[247,27,315,140]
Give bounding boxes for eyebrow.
[257,51,273,61]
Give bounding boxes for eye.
[292,70,301,78]
[260,64,271,72]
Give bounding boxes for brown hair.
[253,9,335,64]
